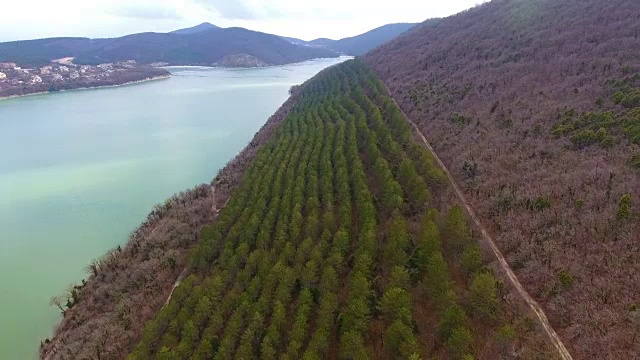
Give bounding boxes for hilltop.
[170,22,221,35]
[365,0,640,358]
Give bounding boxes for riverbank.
[0,74,171,101]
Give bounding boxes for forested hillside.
[0,27,337,68]
[73,28,337,67]
[365,0,640,358]
[126,60,554,360]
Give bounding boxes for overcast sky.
[0,0,485,42]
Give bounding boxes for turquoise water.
[0,57,348,359]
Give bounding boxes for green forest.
[128,60,519,360]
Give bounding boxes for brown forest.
[365,0,640,358]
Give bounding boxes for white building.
[52,74,63,81]
[59,66,69,72]
[40,66,52,75]
[0,72,6,79]
[31,75,42,84]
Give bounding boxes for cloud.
[194,0,257,20]
[106,3,183,20]
[0,0,483,42]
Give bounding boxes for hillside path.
[164,185,221,307]
[381,84,573,360]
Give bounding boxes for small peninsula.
[0,60,169,99]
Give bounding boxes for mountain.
[170,22,220,35]
[364,0,640,358]
[309,22,420,55]
[0,26,339,68]
[73,27,339,67]
[0,22,420,69]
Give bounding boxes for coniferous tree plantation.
[127,60,553,360]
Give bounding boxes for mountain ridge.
[281,22,424,56]
[0,25,338,68]
[0,22,421,68]
[309,22,420,55]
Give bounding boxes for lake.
[0,57,349,359]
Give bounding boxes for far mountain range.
[0,22,420,68]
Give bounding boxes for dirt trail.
[382,87,573,360]
[211,185,219,214]
[164,268,188,306]
[164,185,221,307]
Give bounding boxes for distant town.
[0,59,169,99]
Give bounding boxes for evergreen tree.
[617,193,632,220]
[339,331,370,360]
[445,206,472,252]
[425,252,455,307]
[469,272,500,321]
[438,304,467,341]
[385,213,410,266]
[460,243,483,275]
[446,327,474,360]
[414,217,441,274]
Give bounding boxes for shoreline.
[162,56,353,71]
[0,57,350,102]
[0,75,171,101]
